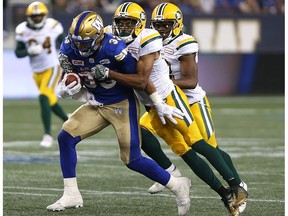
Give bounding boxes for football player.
[14,1,68,148]
[148,2,248,215]
[92,2,248,216]
[46,11,191,216]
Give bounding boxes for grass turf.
[3,96,284,216]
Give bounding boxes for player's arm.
[56,52,82,98]
[15,41,28,58]
[108,52,156,91]
[172,53,198,89]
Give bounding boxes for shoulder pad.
[176,34,198,51]
[15,22,28,35]
[139,29,162,48]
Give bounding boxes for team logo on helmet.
[175,11,182,20]
[140,12,146,21]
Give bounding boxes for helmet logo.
[140,12,146,21]
[92,16,103,31]
[175,11,182,20]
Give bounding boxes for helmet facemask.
[69,34,102,57]
[151,20,176,45]
[114,17,140,43]
[27,14,47,29]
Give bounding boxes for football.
[65,73,83,86]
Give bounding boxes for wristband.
[149,92,162,105]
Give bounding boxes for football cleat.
[46,190,83,211]
[40,134,53,148]
[169,176,191,216]
[221,186,248,216]
[238,181,248,213]
[148,166,182,194]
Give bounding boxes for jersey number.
[28,37,51,54]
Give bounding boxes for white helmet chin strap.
[120,35,134,44]
[163,30,173,45]
[115,28,135,44]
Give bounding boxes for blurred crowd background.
[3,0,284,98]
[50,0,285,14]
[3,0,285,42]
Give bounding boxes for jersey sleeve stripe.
[140,33,162,48]
[51,20,59,29]
[176,38,197,50]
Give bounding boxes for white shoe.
[238,181,248,213]
[169,176,191,216]
[46,191,83,211]
[149,166,182,194]
[40,134,53,148]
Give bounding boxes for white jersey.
[127,28,174,106]
[15,18,63,73]
[161,33,206,105]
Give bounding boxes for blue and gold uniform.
[47,12,179,213]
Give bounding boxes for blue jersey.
[59,33,137,105]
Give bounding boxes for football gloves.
[91,64,109,79]
[150,92,184,125]
[154,101,184,125]
[57,74,82,98]
[27,44,43,56]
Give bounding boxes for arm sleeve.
[15,41,28,58]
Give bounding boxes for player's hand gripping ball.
[65,73,84,86]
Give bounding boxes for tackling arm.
[108,52,155,90]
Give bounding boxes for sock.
[227,178,238,188]
[165,175,177,189]
[217,185,230,198]
[166,164,176,173]
[127,155,170,186]
[141,127,172,169]
[39,95,51,134]
[181,149,222,192]
[192,140,234,182]
[63,177,80,196]
[217,147,241,185]
[51,103,68,121]
[58,130,81,178]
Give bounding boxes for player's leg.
[140,112,181,193]
[192,97,242,183]
[152,86,247,213]
[107,98,191,215]
[192,97,248,213]
[47,103,109,211]
[33,71,53,147]
[45,66,68,122]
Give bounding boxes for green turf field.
[3,96,285,216]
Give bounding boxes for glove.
[149,92,184,125]
[154,101,184,125]
[57,74,82,98]
[91,64,109,80]
[27,44,43,56]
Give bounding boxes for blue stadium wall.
[4,13,284,98]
